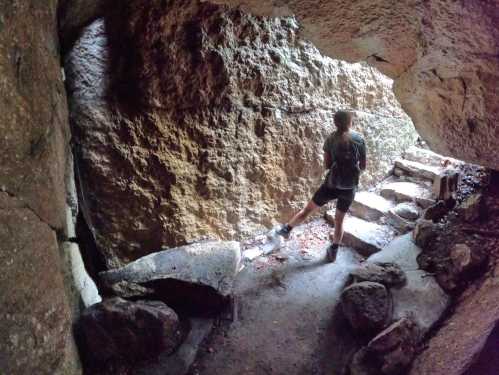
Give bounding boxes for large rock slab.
[349,191,395,221]
[394,158,442,181]
[65,1,416,267]
[341,281,392,335]
[100,241,241,311]
[76,298,183,373]
[380,181,435,209]
[368,234,450,333]
[326,214,395,256]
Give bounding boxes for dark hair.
[334,111,353,133]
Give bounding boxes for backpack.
[326,136,361,189]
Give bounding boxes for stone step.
[325,213,395,257]
[394,158,442,181]
[404,146,463,168]
[380,181,435,209]
[349,191,395,221]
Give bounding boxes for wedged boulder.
[100,241,241,312]
[349,191,394,221]
[350,262,406,288]
[341,282,392,335]
[76,298,183,371]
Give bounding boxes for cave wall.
[211,0,499,170]
[66,0,416,267]
[0,0,81,373]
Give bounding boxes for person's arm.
[359,139,367,171]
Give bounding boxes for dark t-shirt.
[323,131,366,189]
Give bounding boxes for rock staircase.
[325,146,462,257]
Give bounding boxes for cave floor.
[190,218,364,375]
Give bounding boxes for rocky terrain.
[65,0,416,267]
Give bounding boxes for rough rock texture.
[340,281,392,335]
[212,0,499,170]
[76,298,183,373]
[367,317,421,375]
[0,195,79,375]
[0,1,80,374]
[350,262,406,288]
[65,0,416,266]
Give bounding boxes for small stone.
[351,262,407,287]
[341,281,392,334]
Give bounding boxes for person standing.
[275,110,367,262]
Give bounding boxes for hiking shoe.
[268,224,293,240]
[326,243,339,263]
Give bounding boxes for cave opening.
[60,1,494,375]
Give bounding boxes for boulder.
[392,203,420,221]
[423,200,455,222]
[100,241,241,312]
[341,282,392,335]
[76,298,183,370]
[349,348,378,375]
[351,262,406,288]
[413,219,440,249]
[368,317,421,375]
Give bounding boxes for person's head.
[334,111,353,133]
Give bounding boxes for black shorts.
[312,184,356,212]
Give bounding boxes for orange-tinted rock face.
[0,2,79,372]
[212,0,499,170]
[66,0,416,267]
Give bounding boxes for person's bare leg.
[332,209,347,245]
[287,200,320,228]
